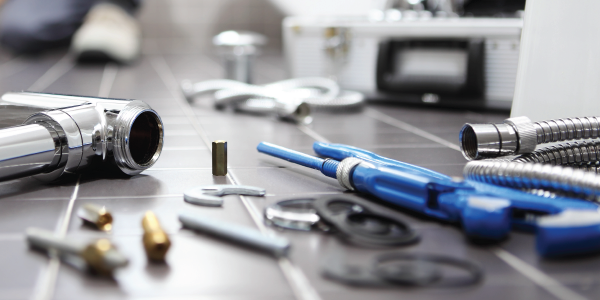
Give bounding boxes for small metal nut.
[212,140,227,176]
[77,203,113,231]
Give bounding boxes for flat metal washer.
[264,198,319,231]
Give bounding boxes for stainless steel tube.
[0,124,59,181]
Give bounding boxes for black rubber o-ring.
[373,252,484,287]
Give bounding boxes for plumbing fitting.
[77,203,113,231]
[213,30,267,83]
[460,116,600,160]
[0,92,163,182]
[26,227,128,276]
[142,211,171,261]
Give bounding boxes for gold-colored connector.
[212,140,227,176]
[77,203,113,231]
[142,211,171,261]
[80,239,128,276]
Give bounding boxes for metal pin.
[26,227,128,276]
[179,211,290,257]
[77,203,113,231]
[142,211,171,261]
[212,140,227,176]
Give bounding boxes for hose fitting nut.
[460,116,536,160]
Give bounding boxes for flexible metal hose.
[463,138,600,197]
[460,116,600,198]
[533,117,600,144]
[464,160,600,197]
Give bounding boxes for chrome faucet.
[0,92,163,182]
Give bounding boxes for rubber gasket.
[373,253,484,287]
[313,195,419,247]
[323,252,484,288]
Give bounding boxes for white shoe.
[71,3,141,63]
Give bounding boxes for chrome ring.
[336,157,363,191]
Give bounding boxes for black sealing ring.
[313,195,420,247]
[373,253,484,287]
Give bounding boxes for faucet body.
[0,92,163,182]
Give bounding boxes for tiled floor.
[0,17,598,300]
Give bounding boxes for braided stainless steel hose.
[463,139,600,198]
[460,116,600,160]
[464,160,600,197]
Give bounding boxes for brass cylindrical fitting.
[77,203,113,231]
[212,140,227,176]
[142,211,171,261]
[80,239,129,276]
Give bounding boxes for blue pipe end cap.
[461,197,511,240]
[536,210,600,257]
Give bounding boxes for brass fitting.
[77,203,113,231]
[212,140,227,176]
[79,239,129,276]
[26,227,128,276]
[142,211,171,261]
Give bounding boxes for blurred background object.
[213,30,267,83]
[282,0,525,111]
[510,0,600,121]
[0,0,141,63]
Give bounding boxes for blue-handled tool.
[257,141,600,257]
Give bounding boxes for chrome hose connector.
[336,157,363,191]
[460,116,536,160]
[460,122,518,160]
[505,116,537,154]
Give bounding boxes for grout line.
[297,125,330,143]
[97,63,118,97]
[162,146,208,151]
[493,248,588,300]
[147,166,286,171]
[365,108,461,151]
[27,53,75,92]
[149,55,322,300]
[31,176,81,300]
[264,192,342,197]
[364,143,448,149]
[364,107,584,299]
[78,194,182,200]
[56,176,82,236]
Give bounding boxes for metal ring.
[263,198,320,231]
[336,157,363,191]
